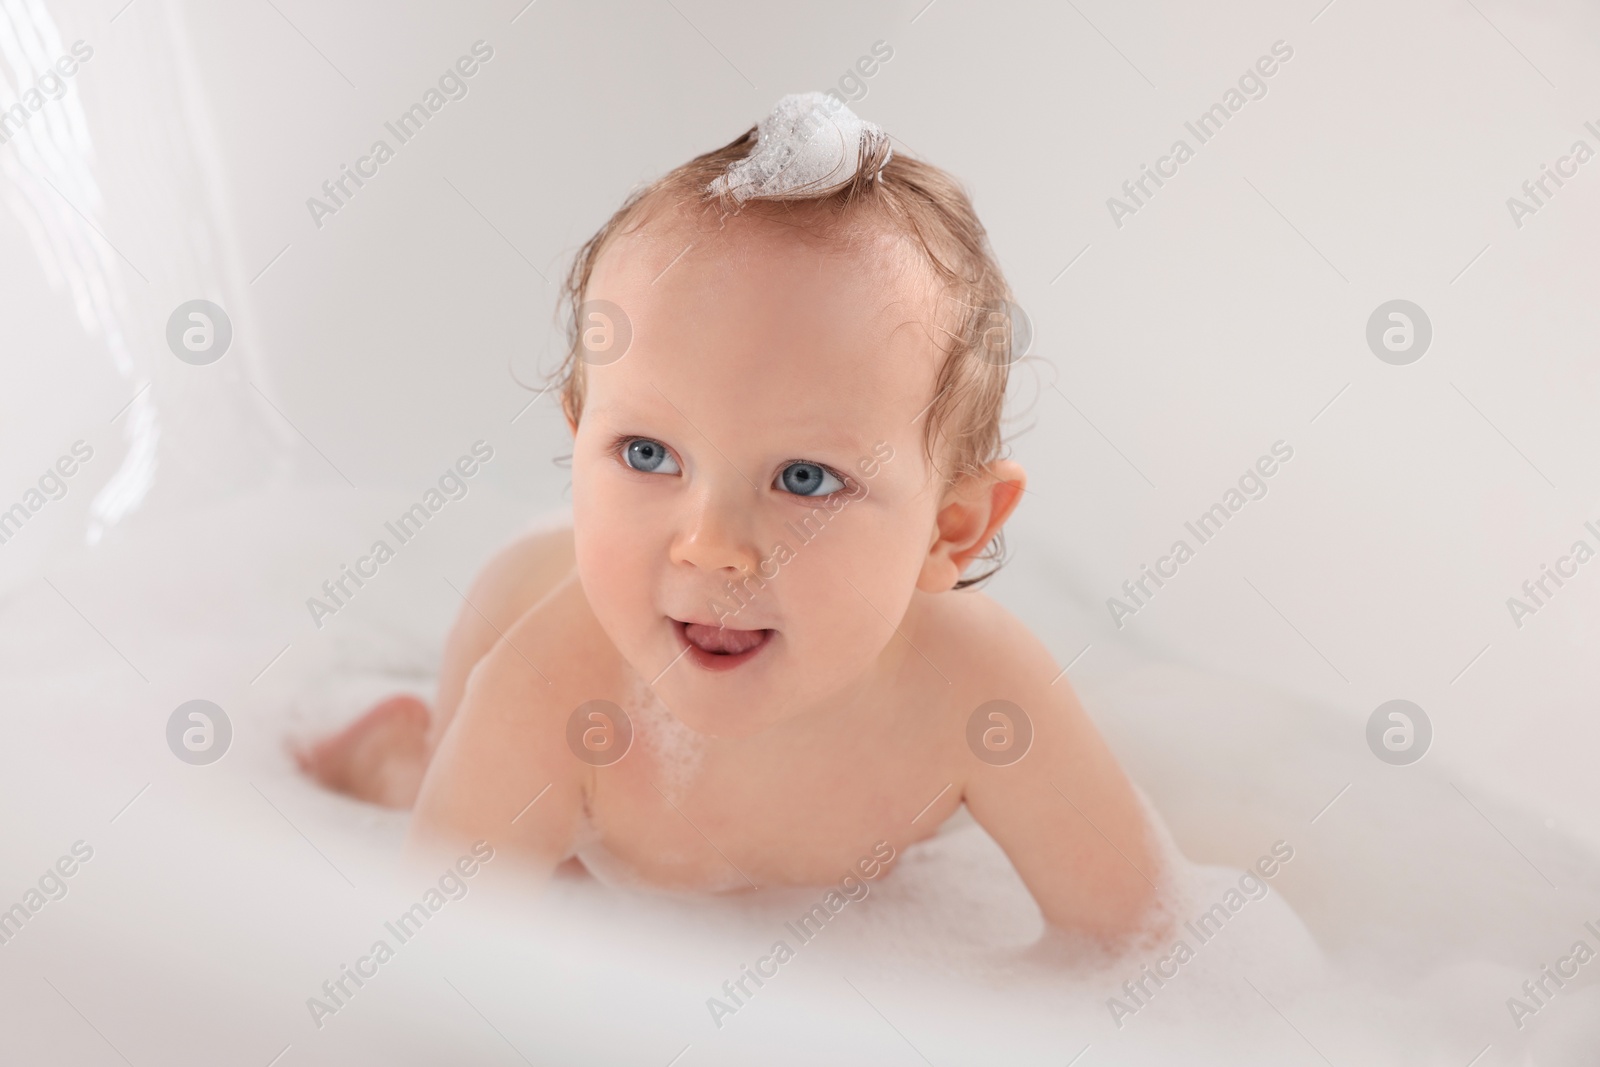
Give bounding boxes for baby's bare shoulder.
[472,522,577,624]
[916,587,1111,775]
[463,571,631,727]
[916,587,1064,699]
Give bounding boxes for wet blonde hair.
[550,121,1020,588]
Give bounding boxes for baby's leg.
[294,522,576,808]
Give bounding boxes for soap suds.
[625,669,707,803]
[707,91,892,204]
[17,489,1598,1061]
[566,671,733,892]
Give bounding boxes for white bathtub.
[4,0,1599,1061]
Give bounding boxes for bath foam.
[707,91,892,204]
[560,675,732,895]
[15,487,1599,1061]
[621,670,706,802]
[1100,837,1319,1032]
[563,674,739,893]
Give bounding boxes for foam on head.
[705,91,893,204]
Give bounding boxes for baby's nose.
[669,483,763,575]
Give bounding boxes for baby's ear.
[917,459,1026,593]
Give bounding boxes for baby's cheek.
[573,493,649,620]
[788,516,910,655]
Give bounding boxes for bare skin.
[299,201,1168,943]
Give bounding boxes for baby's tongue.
[684,623,766,654]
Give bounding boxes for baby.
[299,92,1169,944]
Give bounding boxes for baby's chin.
[614,616,780,731]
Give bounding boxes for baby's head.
[549,94,1028,737]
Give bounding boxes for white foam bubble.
[707,91,892,204]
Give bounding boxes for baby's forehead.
[600,199,936,309]
[584,204,946,435]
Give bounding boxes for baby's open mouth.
[671,618,774,670]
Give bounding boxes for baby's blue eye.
[777,461,844,497]
[623,438,679,475]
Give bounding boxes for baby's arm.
[407,574,595,879]
[960,626,1168,943]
